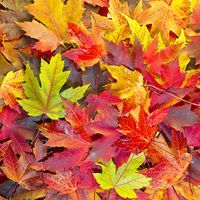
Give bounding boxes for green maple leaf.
[93,153,151,198]
[18,54,70,119]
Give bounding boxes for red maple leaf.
[102,41,134,69]
[63,22,105,67]
[64,101,91,142]
[87,121,122,162]
[144,37,179,75]
[86,91,121,127]
[163,105,200,132]
[34,147,89,172]
[40,120,90,149]
[0,106,31,153]
[115,109,157,151]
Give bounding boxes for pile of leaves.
[0,0,200,199]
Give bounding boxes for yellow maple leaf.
[105,64,149,110]
[92,0,130,43]
[0,70,24,110]
[109,0,130,26]
[18,0,84,51]
[122,14,152,50]
[104,24,127,43]
[64,0,84,24]
[135,1,187,42]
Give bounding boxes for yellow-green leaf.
[93,153,151,199]
[18,54,70,119]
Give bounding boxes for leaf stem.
[144,83,200,107]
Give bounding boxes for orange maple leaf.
[0,70,24,111]
[135,1,187,41]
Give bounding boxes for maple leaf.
[64,0,84,24]
[87,122,122,162]
[93,153,151,198]
[108,0,129,26]
[147,107,169,126]
[0,106,22,141]
[63,22,105,67]
[145,131,192,189]
[144,37,179,75]
[18,21,60,52]
[0,70,24,111]
[34,147,88,172]
[0,106,32,154]
[102,41,134,69]
[163,104,200,131]
[1,146,38,190]
[116,109,157,151]
[86,91,121,126]
[39,120,89,149]
[18,0,84,51]
[74,161,99,188]
[105,65,149,112]
[135,1,187,41]
[93,0,130,43]
[123,14,152,50]
[18,54,70,119]
[43,171,77,195]
[64,100,91,141]
[149,87,192,111]
[1,38,25,68]
[92,12,115,32]
[160,60,186,89]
